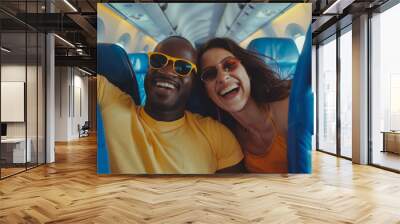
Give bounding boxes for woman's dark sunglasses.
[200,57,241,82]
[148,52,197,77]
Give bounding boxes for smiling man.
[97,36,244,174]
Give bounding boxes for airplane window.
[294,34,305,52]
[143,45,149,52]
[285,23,305,52]
[117,33,131,50]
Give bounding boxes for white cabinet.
[1,138,32,163]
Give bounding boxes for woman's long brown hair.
[197,37,290,105]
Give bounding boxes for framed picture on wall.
[97,3,313,174]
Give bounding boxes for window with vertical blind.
[317,36,337,155]
[339,27,352,159]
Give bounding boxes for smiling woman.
[198,37,291,173]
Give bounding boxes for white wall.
[72,73,89,138]
[1,64,26,81]
[55,66,69,141]
[55,67,89,141]
[1,65,33,137]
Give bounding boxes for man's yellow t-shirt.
[97,75,243,174]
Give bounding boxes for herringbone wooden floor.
[0,135,399,224]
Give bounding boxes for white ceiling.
[107,3,293,45]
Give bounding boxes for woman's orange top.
[243,115,288,173]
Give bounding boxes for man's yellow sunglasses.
[148,52,197,77]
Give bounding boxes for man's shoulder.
[98,74,135,104]
[185,111,228,130]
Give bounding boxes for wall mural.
[97,3,313,174]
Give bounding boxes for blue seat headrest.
[128,53,149,74]
[287,26,313,173]
[128,53,149,105]
[97,43,141,105]
[186,76,219,118]
[247,38,299,79]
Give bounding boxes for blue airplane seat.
[97,104,110,174]
[287,26,313,173]
[247,37,299,79]
[186,76,219,118]
[128,53,149,105]
[97,44,141,104]
[97,43,142,174]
